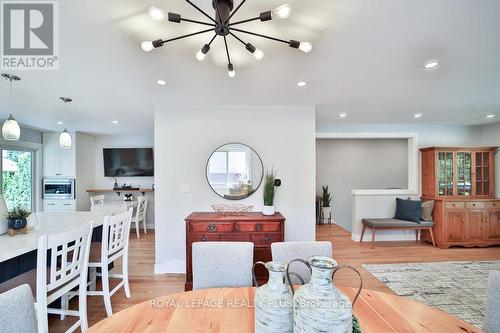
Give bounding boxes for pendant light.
[59,97,72,149]
[1,74,21,141]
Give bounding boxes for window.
[1,148,34,211]
[207,150,251,187]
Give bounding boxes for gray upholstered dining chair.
[271,241,333,284]
[0,284,37,333]
[192,242,254,289]
[484,271,500,333]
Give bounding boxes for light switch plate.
[180,183,190,193]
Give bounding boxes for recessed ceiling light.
[413,113,423,118]
[486,114,496,119]
[339,113,347,118]
[156,79,166,86]
[297,81,307,87]
[424,61,439,69]
[57,121,63,125]
[112,120,118,125]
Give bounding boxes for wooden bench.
[360,218,436,249]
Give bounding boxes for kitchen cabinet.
[43,132,75,178]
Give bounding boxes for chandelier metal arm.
[208,34,217,45]
[180,18,216,27]
[223,35,232,64]
[229,27,290,45]
[185,0,217,24]
[163,28,215,44]
[228,32,246,46]
[228,16,260,26]
[224,0,247,25]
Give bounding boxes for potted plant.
[321,185,332,224]
[263,169,277,216]
[6,206,31,230]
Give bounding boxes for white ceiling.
[1,0,500,135]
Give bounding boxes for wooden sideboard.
[421,199,500,248]
[420,146,500,248]
[185,212,285,291]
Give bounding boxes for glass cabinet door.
[456,152,472,196]
[438,152,454,196]
[475,152,491,196]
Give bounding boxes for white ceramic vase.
[262,205,275,216]
[321,206,331,224]
[289,256,363,333]
[254,261,293,333]
[0,195,8,235]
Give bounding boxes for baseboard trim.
[352,231,419,242]
[154,260,185,274]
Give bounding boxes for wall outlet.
[180,183,190,193]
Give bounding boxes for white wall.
[75,133,96,211]
[316,139,408,231]
[94,135,155,228]
[154,106,316,273]
[317,124,481,147]
[479,122,500,197]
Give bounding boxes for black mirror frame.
[205,142,264,201]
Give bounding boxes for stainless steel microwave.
[43,179,75,200]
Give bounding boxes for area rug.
[362,261,500,329]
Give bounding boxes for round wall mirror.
[206,143,263,200]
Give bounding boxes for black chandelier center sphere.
[142,0,312,78]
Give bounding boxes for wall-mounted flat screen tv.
[103,148,154,177]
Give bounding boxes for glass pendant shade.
[2,114,21,141]
[59,129,72,149]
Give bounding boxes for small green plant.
[263,169,277,206]
[6,206,31,220]
[321,185,332,208]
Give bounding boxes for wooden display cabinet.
[420,146,499,248]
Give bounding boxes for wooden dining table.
[88,287,482,333]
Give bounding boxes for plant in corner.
[6,206,30,230]
[263,169,277,216]
[321,185,332,224]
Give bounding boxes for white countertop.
[0,211,108,263]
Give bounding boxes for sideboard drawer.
[445,202,465,210]
[466,202,485,209]
[251,233,281,246]
[189,233,220,243]
[219,234,252,242]
[236,222,282,233]
[189,222,234,233]
[486,202,500,209]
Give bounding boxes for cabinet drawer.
[44,200,75,211]
[466,202,485,209]
[188,222,234,233]
[219,234,252,242]
[236,222,282,233]
[188,233,219,243]
[486,202,500,209]
[445,202,465,209]
[251,233,282,246]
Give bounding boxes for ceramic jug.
[286,256,363,333]
[253,261,293,333]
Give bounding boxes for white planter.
[321,207,331,224]
[0,195,8,235]
[263,205,275,216]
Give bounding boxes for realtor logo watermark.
[1,1,59,70]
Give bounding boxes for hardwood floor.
[49,225,500,332]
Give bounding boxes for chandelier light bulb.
[149,7,166,21]
[2,114,21,141]
[141,41,154,52]
[59,129,72,149]
[196,50,206,61]
[253,48,264,60]
[272,4,291,19]
[298,42,313,53]
[227,64,236,78]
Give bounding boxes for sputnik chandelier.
[141,0,312,78]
